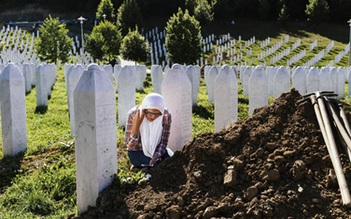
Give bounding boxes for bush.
[85,20,122,62]
[120,28,150,63]
[165,8,203,65]
[35,15,72,64]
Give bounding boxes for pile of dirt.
[78,89,351,219]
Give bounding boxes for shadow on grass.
[193,105,214,120]
[0,152,25,193]
[35,105,48,114]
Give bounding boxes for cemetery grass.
[0,67,246,218]
[0,66,350,218]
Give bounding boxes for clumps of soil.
[78,89,351,219]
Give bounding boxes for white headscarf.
[139,93,165,158]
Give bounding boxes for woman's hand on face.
[134,109,145,126]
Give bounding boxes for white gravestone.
[161,64,192,152]
[241,66,253,97]
[337,67,346,98]
[74,63,117,215]
[214,65,238,132]
[114,64,122,92]
[65,64,75,110]
[204,65,211,94]
[273,66,290,99]
[329,67,338,95]
[186,65,201,105]
[291,66,307,95]
[151,65,163,94]
[102,64,114,85]
[319,67,331,92]
[0,63,27,156]
[118,66,136,127]
[135,65,147,91]
[207,66,218,103]
[22,63,33,94]
[307,67,319,94]
[249,66,268,115]
[68,64,85,134]
[35,64,49,107]
[267,66,278,96]
[193,65,201,104]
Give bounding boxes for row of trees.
[35,0,204,66]
[33,0,345,66]
[3,0,351,24]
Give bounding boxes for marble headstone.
[291,66,307,95]
[0,63,27,156]
[161,64,192,152]
[68,64,85,134]
[249,66,268,115]
[151,65,163,94]
[307,67,319,94]
[272,66,290,99]
[118,66,136,127]
[214,65,238,132]
[73,63,117,215]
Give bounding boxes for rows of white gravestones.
[238,65,351,101]
[328,43,350,67]
[0,61,56,156]
[287,49,306,66]
[0,26,38,65]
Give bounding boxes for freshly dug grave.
[78,89,351,219]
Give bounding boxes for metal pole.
[80,21,84,51]
[78,16,85,52]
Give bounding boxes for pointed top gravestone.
[74,63,117,215]
[117,66,136,127]
[161,65,192,152]
[0,63,27,156]
[68,64,85,134]
[151,65,163,94]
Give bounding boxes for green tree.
[96,0,115,22]
[305,0,329,23]
[186,0,217,24]
[165,8,203,65]
[120,28,150,63]
[85,20,122,62]
[35,15,72,64]
[116,0,142,36]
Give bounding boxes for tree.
[165,8,203,65]
[120,28,150,63]
[85,20,122,62]
[305,0,329,23]
[116,0,142,36]
[35,15,72,64]
[96,0,115,22]
[186,0,217,24]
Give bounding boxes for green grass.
[1,19,351,218]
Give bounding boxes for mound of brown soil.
[78,89,351,219]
